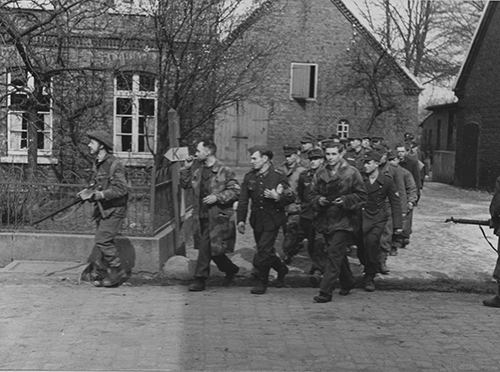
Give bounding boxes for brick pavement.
[1,279,500,371]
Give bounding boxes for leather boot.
[102,266,127,287]
[363,274,376,292]
[251,268,269,295]
[379,252,390,275]
[188,278,206,292]
[271,257,289,288]
[483,283,500,307]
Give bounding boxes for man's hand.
[202,194,217,205]
[408,202,414,210]
[183,155,195,169]
[318,196,330,206]
[394,228,404,235]
[332,197,344,206]
[237,221,245,234]
[77,188,95,201]
[264,188,280,200]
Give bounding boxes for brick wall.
[454,4,500,189]
[235,0,419,163]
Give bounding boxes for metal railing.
[0,182,156,236]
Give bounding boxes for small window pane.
[116,98,132,115]
[116,72,133,91]
[138,135,145,152]
[121,117,132,133]
[10,92,27,108]
[139,99,155,116]
[139,74,155,92]
[121,135,132,152]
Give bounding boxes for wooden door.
[461,122,479,188]
[215,101,269,166]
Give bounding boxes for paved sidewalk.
[1,282,500,371]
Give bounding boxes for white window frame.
[113,72,157,160]
[337,120,350,139]
[109,0,156,15]
[289,62,318,101]
[5,70,53,157]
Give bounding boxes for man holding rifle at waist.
[78,130,129,288]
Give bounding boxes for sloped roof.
[330,0,422,94]
[228,0,422,94]
[453,1,495,93]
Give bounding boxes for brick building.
[214,0,422,165]
[453,0,500,189]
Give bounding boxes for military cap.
[248,144,273,159]
[363,150,382,162]
[300,132,316,144]
[308,148,324,159]
[321,139,343,149]
[87,130,113,150]
[362,136,371,141]
[330,133,340,140]
[371,136,384,143]
[283,145,300,156]
[348,137,361,142]
[316,134,326,142]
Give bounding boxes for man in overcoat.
[237,145,295,294]
[310,140,367,303]
[484,175,500,307]
[180,139,240,291]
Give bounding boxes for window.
[337,119,349,139]
[6,69,52,155]
[290,63,317,100]
[114,72,156,155]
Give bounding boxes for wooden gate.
[214,101,269,166]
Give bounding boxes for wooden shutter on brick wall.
[291,64,316,100]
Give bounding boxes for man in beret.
[296,148,327,285]
[345,137,365,172]
[79,130,129,287]
[310,140,367,302]
[279,145,307,270]
[359,150,403,291]
[237,145,295,294]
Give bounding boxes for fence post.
[168,108,185,256]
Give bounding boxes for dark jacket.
[362,172,403,232]
[297,168,317,220]
[400,156,422,195]
[180,159,240,254]
[310,159,367,234]
[237,165,295,231]
[490,176,500,236]
[92,154,128,217]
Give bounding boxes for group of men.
[180,132,425,303]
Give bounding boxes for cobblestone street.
[1,282,500,371]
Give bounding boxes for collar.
[96,152,111,165]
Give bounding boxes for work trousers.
[319,230,354,296]
[403,209,413,239]
[359,220,386,275]
[282,214,301,257]
[253,228,280,275]
[194,218,238,279]
[493,239,500,281]
[94,206,127,269]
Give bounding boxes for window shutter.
[291,64,310,99]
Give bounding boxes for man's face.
[250,151,267,170]
[285,153,298,166]
[195,142,210,161]
[88,139,101,155]
[324,146,343,167]
[396,146,407,160]
[350,139,361,150]
[364,160,379,174]
[301,142,313,152]
[362,139,370,148]
[389,158,399,166]
[310,157,324,170]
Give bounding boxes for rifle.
[32,185,104,225]
[445,216,498,253]
[444,217,491,226]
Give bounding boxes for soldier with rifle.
[78,130,129,287]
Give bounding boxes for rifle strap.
[479,225,499,254]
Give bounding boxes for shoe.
[102,267,127,288]
[483,295,500,308]
[364,276,376,292]
[309,270,322,288]
[379,262,390,275]
[223,267,239,286]
[274,264,289,288]
[250,283,267,295]
[389,247,398,256]
[313,292,332,303]
[339,280,355,296]
[188,278,206,292]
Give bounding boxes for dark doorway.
[461,122,479,188]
